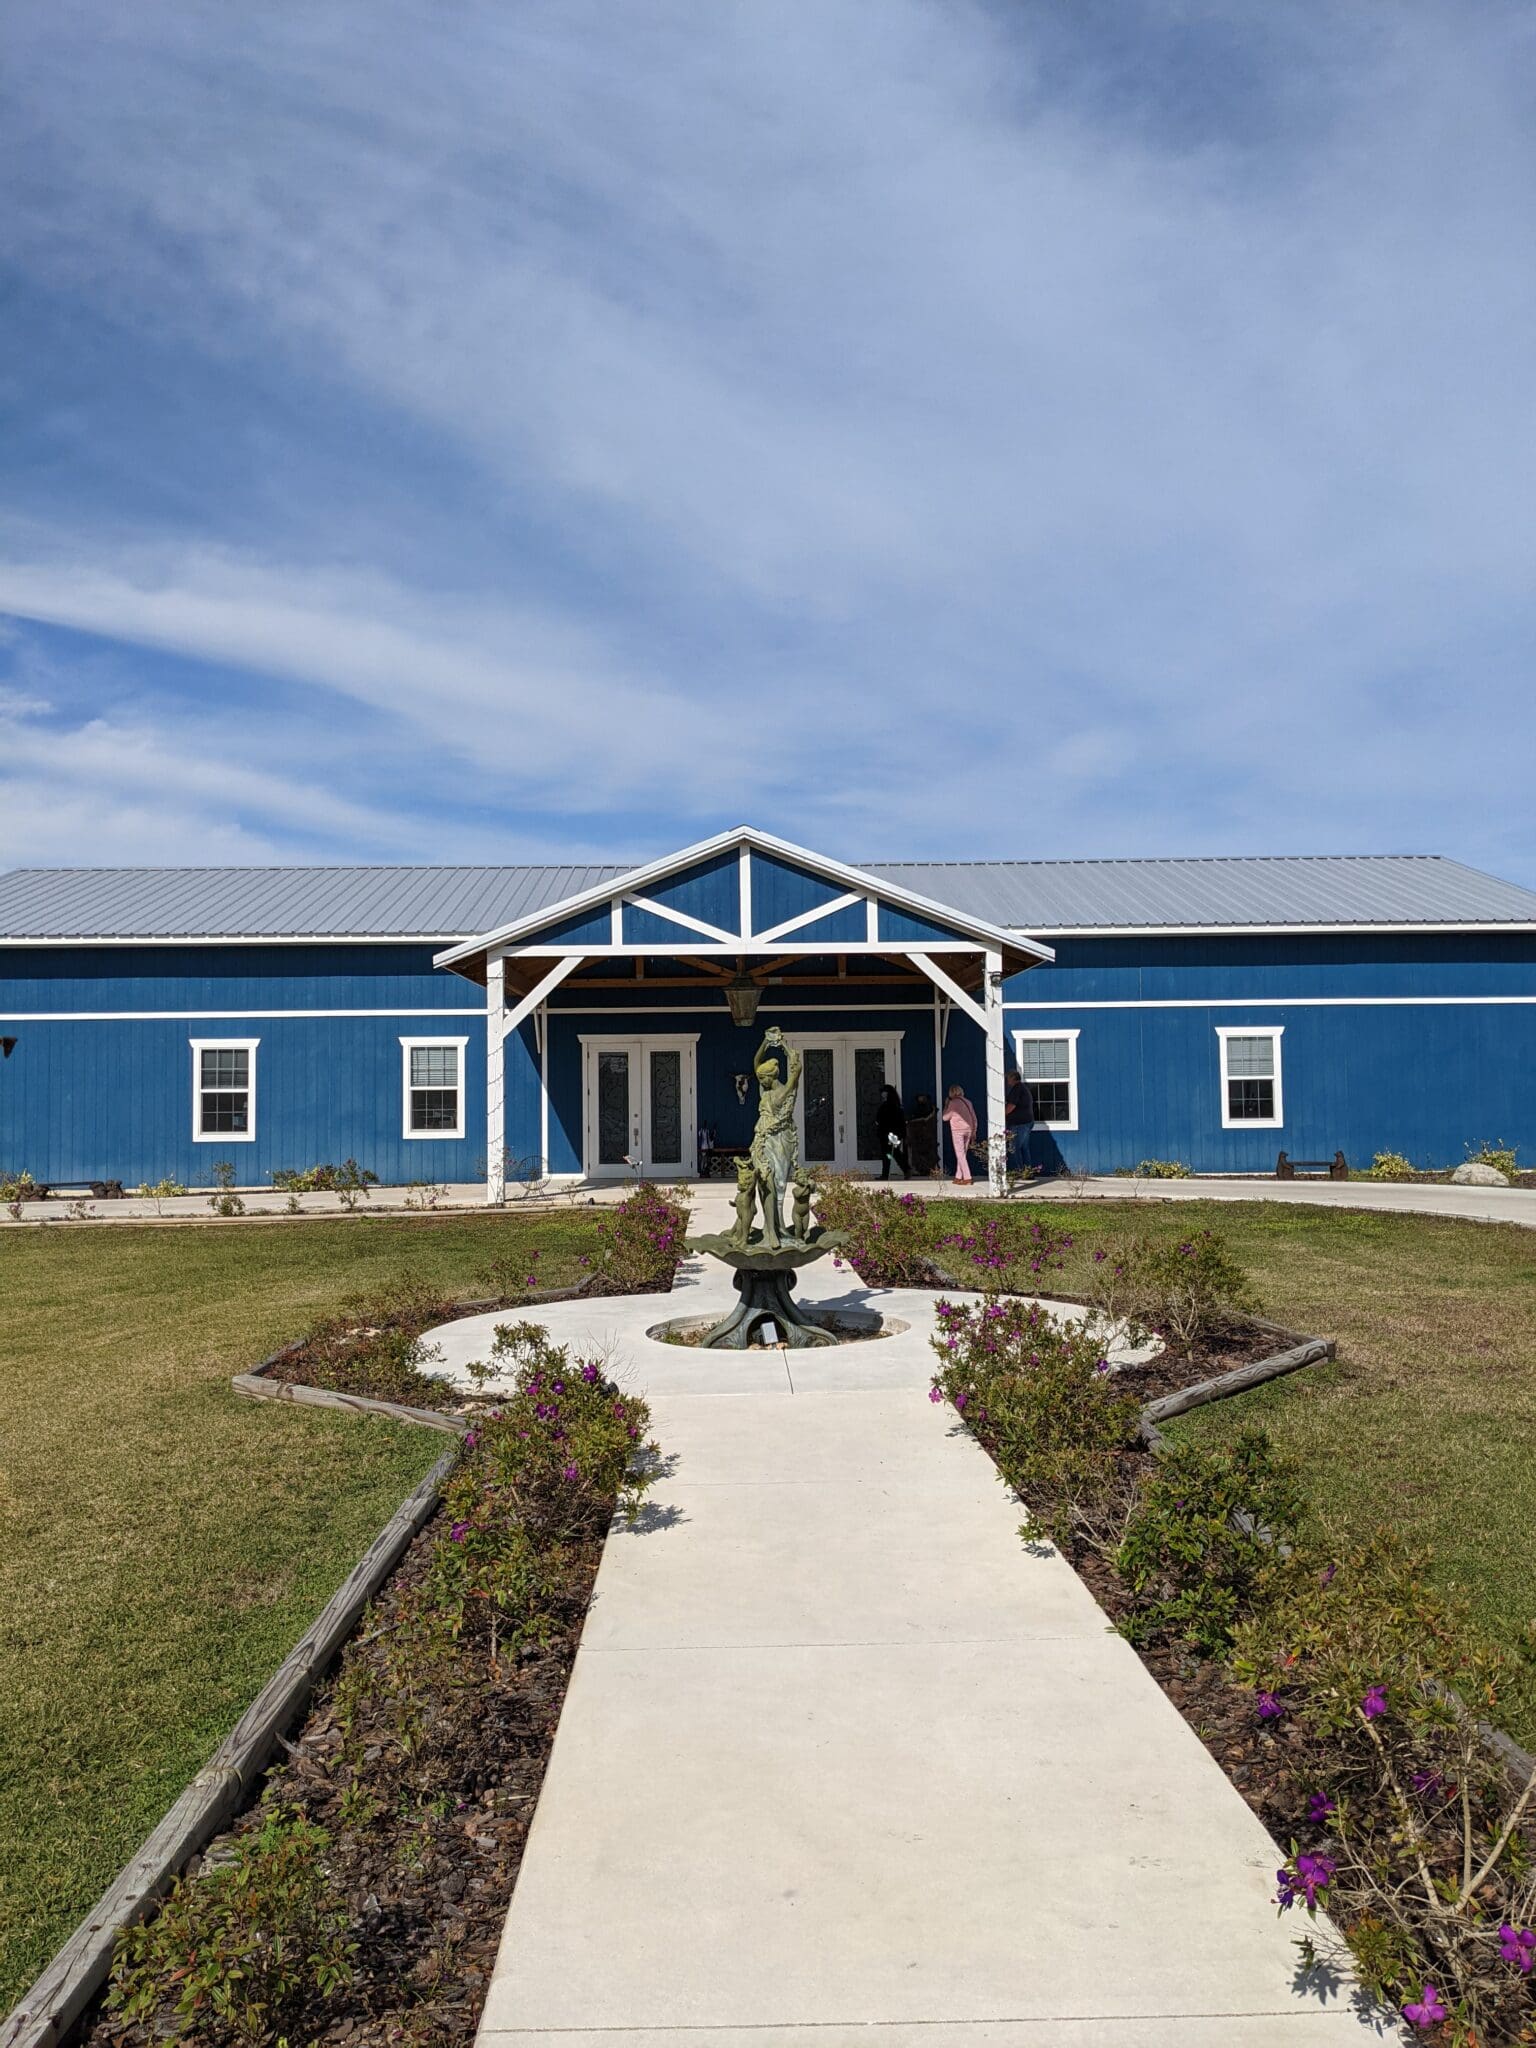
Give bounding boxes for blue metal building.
[2,826,1534,1193]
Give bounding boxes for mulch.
[80,1518,602,2048]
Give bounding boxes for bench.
[700,1143,753,1180]
[1276,1151,1348,1182]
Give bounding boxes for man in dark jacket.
[1004,1067,1034,1172]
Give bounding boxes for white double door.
[580,1034,698,1179]
[790,1032,903,1174]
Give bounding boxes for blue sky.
[2,2,1534,880]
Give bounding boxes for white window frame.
[190,1037,259,1143]
[1011,1028,1080,1132]
[1216,1025,1285,1130]
[401,1035,469,1141]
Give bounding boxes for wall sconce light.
[733,1071,751,1104]
[723,970,763,1028]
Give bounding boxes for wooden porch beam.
[907,952,988,1031]
[502,953,584,1039]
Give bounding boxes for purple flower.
[1318,1561,1338,1587]
[1360,1685,1388,1721]
[463,1429,479,1448]
[1498,1923,1535,1974]
[449,1520,471,1543]
[1092,1248,1106,1263]
[929,1385,944,1403]
[1402,1984,1447,2028]
[954,1392,968,1411]
[1411,1770,1444,1798]
[1275,1853,1336,1911]
[581,1362,601,1383]
[1307,1792,1336,1824]
[562,1462,579,1481]
[1256,1691,1284,1722]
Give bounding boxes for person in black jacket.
[874,1083,910,1180]
[1005,1067,1035,1172]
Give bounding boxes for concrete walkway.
[443,1255,1385,2047]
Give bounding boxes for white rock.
[1451,1160,1511,1186]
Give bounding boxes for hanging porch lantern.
[724,970,763,1027]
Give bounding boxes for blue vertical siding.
[5,926,1534,1185]
[1001,932,1536,1172]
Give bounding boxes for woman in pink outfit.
[943,1083,978,1183]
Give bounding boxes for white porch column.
[486,951,505,1207]
[984,948,1007,1196]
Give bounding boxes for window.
[1218,1027,1284,1128]
[402,1037,468,1140]
[1013,1029,1079,1131]
[191,1039,258,1142]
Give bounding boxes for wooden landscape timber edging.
[0,1445,461,2048]
[230,1281,598,1434]
[1138,1323,1336,1443]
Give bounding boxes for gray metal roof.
[2,852,1535,941]
[866,856,1536,931]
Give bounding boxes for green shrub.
[589,1181,689,1293]
[811,1178,940,1285]
[1365,1151,1414,1181]
[0,1167,39,1203]
[108,1808,355,2044]
[1128,1229,1255,1351]
[270,1159,379,1199]
[931,1296,1139,1551]
[1468,1141,1519,1180]
[1236,1533,1536,2036]
[136,1176,189,1214]
[1115,1430,1303,1655]
[1135,1158,1192,1179]
[207,1160,246,1218]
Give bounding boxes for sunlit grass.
[0,1210,599,2009]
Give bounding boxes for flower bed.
[77,1325,657,2048]
[929,1274,1536,2044]
[257,1183,690,1414]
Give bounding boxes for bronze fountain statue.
[687,1025,846,1348]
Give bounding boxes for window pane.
[410,1045,458,1088]
[200,1090,249,1133]
[1227,1077,1275,1120]
[1226,1035,1274,1079]
[1032,1079,1071,1122]
[201,1048,248,1088]
[648,1050,682,1165]
[411,1087,459,1131]
[1019,1038,1069,1082]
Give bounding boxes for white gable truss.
[437,827,1051,1200]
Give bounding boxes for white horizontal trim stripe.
[0,1007,489,1022]
[1010,922,1536,938]
[1005,994,1536,1010]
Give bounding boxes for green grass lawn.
[0,1210,600,2010]
[935,1197,1536,1750]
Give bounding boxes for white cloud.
[0,2,1533,874]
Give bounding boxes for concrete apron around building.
[427,1252,1383,2047]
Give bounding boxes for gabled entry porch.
[434,827,1051,1198]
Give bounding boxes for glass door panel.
[801,1047,837,1163]
[647,1049,683,1166]
[852,1045,888,1167]
[596,1049,635,1167]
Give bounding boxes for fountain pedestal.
[684,1232,848,1349]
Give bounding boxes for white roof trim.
[433,825,1052,969]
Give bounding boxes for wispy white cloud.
[0,1,1533,875]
